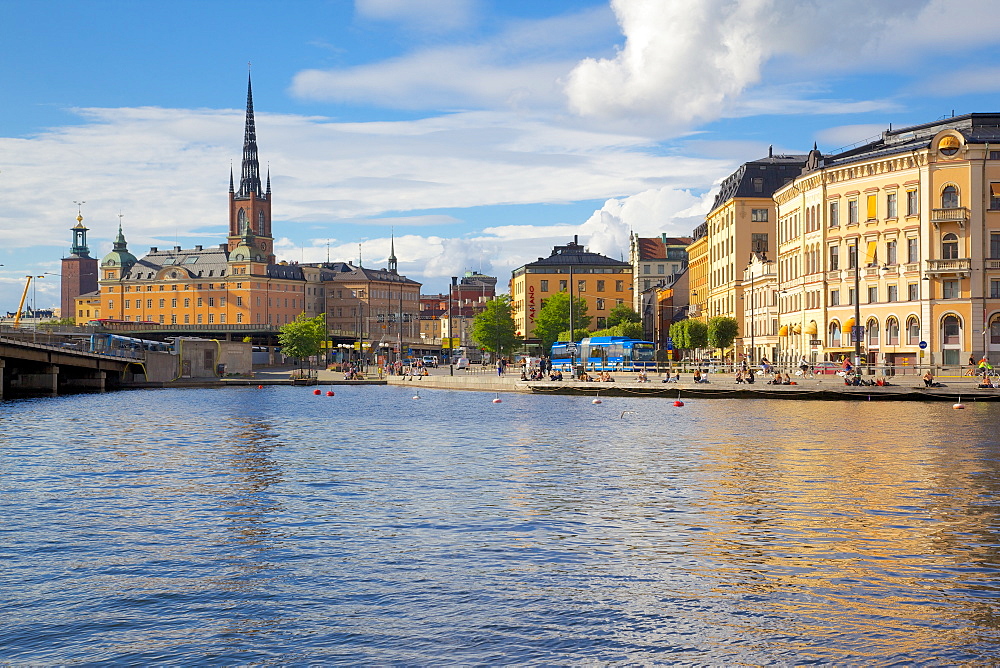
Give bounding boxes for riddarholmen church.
[70,73,421,345]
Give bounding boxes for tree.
[278,313,326,368]
[533,291,591,352]
[606,303,641,327]
[471,296,523,358]
[669,319,707,351]
[708,316,739,351]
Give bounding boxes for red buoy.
[673,400,684,407]
[326,390,335,397]
[313,389,321,395]
[257,385,263,389]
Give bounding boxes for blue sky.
[2,0,1000,312]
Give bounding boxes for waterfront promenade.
[336,365,1000,401]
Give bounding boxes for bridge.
[0,329,139,398]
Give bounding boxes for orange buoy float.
[492,393,502,404]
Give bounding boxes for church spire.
[388,230,398,274]
[237,71,263,198]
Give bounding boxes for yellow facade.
[774,116,1000,369]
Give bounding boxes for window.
[596,280,605,292]
[887,285,898,302]
[146,299,152,308]
[866,194,877,220]
[596,298,605,310]
[868,286,878,303]
[942,185,959,209]
[578,280,585,293]
[848,200,859,224]
[992,233,1000,259]
[992,151,1000,160]
[540,280,549,292]
[596,316,607,329]
[887,318,900,345]
[991,184,1000,210]
[886,192,897,218]
[848,287,856,305]
[643,279,651,290]
[159,299,165,307]
[197,314,203,324]
[208,298,215,307]
[237,313,243,323]
[751,233,768,253]
[236,296,243,307]
[907,190,918,216]
[942,233,959,259]
[942,279,959,299]
[829,245,839,270]
[829,201,840,227]
[848,244,857,269]
[908,283,919,302]
[208,314,214,324]
[943,315,961,344]
[867,320,879,347]
[615,280,624,291]
[559,280,567,291]
[991,280,1000,299]
[183,256,199,265]
[197,298,203,307]
[184,298,191,308]
[184,314,190,324]
[751,209,768,222]
[885,240,897,265]
[124,300,129,310]
[907,237,919,263]
[829,322,842,347]
[992,317,1000,344]
[643,264,651,274]
[907,317,920,345]
[657,264,665,275]
[830,289,840,306]
[752,178,764,193]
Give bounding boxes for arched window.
[237,208,248,234]
[991,315,1000,345]
[867,319,880,347]
[258,210,266,232]
[942,185,959,209]
[907,316,920,345]
[943,315,961,345]
[942,233,959,259]
[887,317,900,345]
[829,321,842,347]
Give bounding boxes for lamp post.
[852,241,862,378]
[745,262,755,364]
[569,263,576,379]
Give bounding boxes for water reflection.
[4,388,1000,663]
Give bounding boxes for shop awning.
[804,320,818,335]
[778,325,789,337]
[792,323,802,334]
[844,317,856,331]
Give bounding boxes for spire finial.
[237,69,262,198]
[388,228,398,274]
[74,200,86,223]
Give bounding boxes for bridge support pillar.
[19,364,59,396]
[64,369,106,393]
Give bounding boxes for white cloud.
[814,124,887,151]
[293,6,615,111]
[355,0,480,33]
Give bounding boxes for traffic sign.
[918,340,928,350]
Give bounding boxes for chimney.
[195,245,203,251]
[174,246,181,252]
[150,247,158,252]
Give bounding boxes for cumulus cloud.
[563,0,963,128]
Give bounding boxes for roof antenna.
[326,239,330,264]
[358,242,362,267]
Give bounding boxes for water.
[4,386,1000,664]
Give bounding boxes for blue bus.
[550,336,656,372]
[88,333,173,358]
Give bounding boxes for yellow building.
[685,224,709,322]
[692,152,808,361]
[510,237,632,346]
[774,114,1000,369]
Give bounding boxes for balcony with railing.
[931,207,969,228]
[925,258,971,275]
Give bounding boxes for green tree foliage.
[278,313,326,366]
[708,316,739,350]
[588,322,644,340]
[606,303,641,327]
[669,319,708,350]
[533,292,591,352]
[471,296,523,357]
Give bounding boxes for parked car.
[422,355,438,368]
[812,361,841,374]
[455,357,470,369]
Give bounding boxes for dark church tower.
[60,210,98,320]
[228,72,274,264]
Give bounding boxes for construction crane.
[13,275,37,328]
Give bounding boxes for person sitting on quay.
[746,368,756,384]
[693,370,709,384]
[636,370,649,383]
[735,370,745,384]
[922,370,940,388]
[601,371,615,382]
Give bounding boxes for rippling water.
[4,386,1000,664]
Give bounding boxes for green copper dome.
[101,224,137,270]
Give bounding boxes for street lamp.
[745,261,756,364]
[852,240,862,379]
